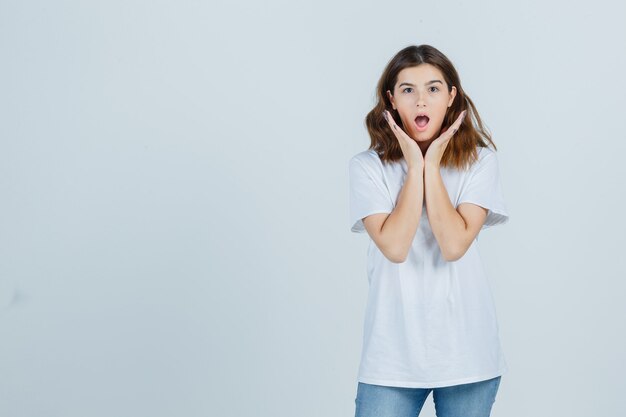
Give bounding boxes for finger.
[383,110,404,138]
[382,109,398,132]
[448,110,467,136]
[383,110,411,140]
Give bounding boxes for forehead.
[395,64,445,85]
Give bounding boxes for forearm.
[424,163,467,261]
[379,167,424,262]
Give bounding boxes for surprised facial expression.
[386,64,457,143]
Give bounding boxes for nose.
[414,93,426,107]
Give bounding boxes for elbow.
[387,253,407,264]
[382,244,410,264]
[443,253,461,262]
[442,245,469,262]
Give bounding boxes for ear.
[448,86,457,108]
[386,89,396,110]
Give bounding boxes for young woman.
[349,44,510,417]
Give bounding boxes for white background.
[1,0,625,416]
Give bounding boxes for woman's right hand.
[383,109,424,171]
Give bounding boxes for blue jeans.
[354,376,501,417]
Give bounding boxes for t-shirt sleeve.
[456,151,510,230]
[349,157,394,233]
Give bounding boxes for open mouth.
[414,115,430,131]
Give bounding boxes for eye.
[402,87,413,93]
[430,86,439,92]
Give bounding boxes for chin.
[411,131,434,141]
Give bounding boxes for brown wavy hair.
[365,44,498,170]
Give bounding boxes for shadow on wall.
[0,281,25,316]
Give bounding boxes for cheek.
[396,110,412,123]
[432,109,449,123]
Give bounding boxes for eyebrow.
[398,80,443,88]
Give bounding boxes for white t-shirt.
[348,145,510,388]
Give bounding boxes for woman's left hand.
[424,110,467,167]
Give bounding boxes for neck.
[418,139,435,156]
